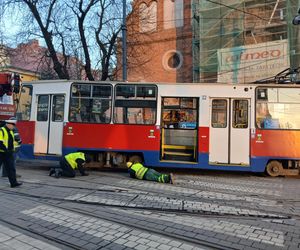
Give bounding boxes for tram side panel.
[62,123,161,165]
[17,120,35,159]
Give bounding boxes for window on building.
[69,83,112,123]
[139,1,157,33]
[114,84,157,124]
[256,87,300,129]
[164,0,183,29]
[16,85,32,121]
[163,50,183,70]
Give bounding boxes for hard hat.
[126,162,133,168]
[4,117,17,125]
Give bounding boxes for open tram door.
[34,94,65,155]
[209,98,250,165]
[160,97,198,162]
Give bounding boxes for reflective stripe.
[0,127,15,152]
[131,163,148,180]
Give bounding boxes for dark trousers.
[59,158,76,177]
[2,152,17,177]
[0,152,17,186]
[144,169,170,183]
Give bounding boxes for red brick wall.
[121,0,193,83]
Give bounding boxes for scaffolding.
[192,0,300,83]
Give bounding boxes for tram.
[15,80,300,177]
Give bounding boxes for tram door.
[34,94,65,155]
[160,97,198,162]
[209,98,250,165]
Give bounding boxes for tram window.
[137,86,156,98]
[69,84,112,123]
[116,85,135,98]
[92,85,111,98]
[256,87,300,129]
[37,95,49,121]
[52,95,64,122]
[72,84,91,97]
[114,107,156,124]
[16,85,32,121]
[279,88,300,103]
[211,99,227,128]
[161,97,198,129]
[69,83,112,123]
[114,84,157,125]
[92,99,111,123]
[181,98,196,109]
[232,100,248,128]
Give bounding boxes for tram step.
[164,151,193,156]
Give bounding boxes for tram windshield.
[16,85,32,121]
[256,87,300,129]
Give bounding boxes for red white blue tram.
[16,80,300,177]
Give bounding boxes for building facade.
[124,0,193,83]
[124,0,300,84]
[192,0,300,83]
[0,40,85,81]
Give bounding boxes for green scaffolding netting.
[192,0,300,83]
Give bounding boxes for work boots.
[49,168,62,178]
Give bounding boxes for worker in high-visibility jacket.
[127,161,174,184]
[49,152,91,178]
[2,117,22,178]
[0,117,22,188]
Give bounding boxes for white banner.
[217,40,290,83]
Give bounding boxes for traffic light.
[12,74,21,93]
[0,84,12,97]
[0,73,19,97]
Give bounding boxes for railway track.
[0,176,297,220]
[16,173,299,219]
[0,189,222,250]
[0,172,299,250]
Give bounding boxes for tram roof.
[22,79,300,88]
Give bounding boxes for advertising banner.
[217,40,289,83]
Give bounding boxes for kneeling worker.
[50,152,91,178]
[127,161,174,184]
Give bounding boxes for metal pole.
[122,0,127,81]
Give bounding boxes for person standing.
[2,117,22,178]
[0,117,22,188]
[127,161,174,184]
[49,152,91,178]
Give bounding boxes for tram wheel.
[266,160,283,177]
[129,155,143,164]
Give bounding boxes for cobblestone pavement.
[0,161,299,250]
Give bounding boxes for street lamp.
[122,0,127,81]
[292,8,300,25]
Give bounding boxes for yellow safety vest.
[131,163,148,180]
[0,127,15,152]
[65,152,85,169]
